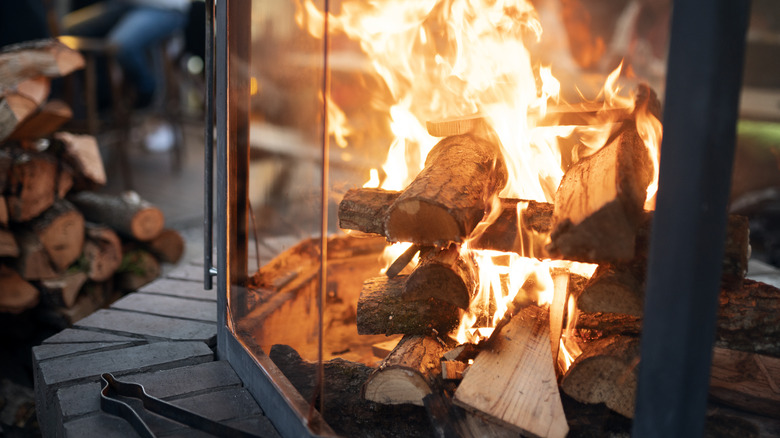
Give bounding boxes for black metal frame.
[210,0,752,437]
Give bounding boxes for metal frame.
[633,0,750,436]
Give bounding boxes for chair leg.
[107,54,134,190]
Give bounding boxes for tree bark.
[0,264,39,313]
[363,335,448,406]
[709,347,780,419]
[68,191,164,241]
[404,244,476,309]
[385,134,508,247]
[26,199,84,271]
[357,276,460,336]
[549,123,653,263]
[82,223,122,282]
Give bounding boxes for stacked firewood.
[0,40,184,322]
[339,87,779,434]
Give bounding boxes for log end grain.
[130,207,165,242]
[385,199,463,246]
[0,265,40,313]
[363,368,432,406]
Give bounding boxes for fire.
[296,0,661,367]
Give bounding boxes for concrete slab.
[170,387,263,421]
[43,328,142,344]
[160,416,281,438]
[138,278,216,301]
[33,342,137,361]
[64,414,141,438]
[165,265,205,283]
[75,309,216,344]
[111,293,217,323]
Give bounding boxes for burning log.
[0,264,39,313]
[560,335,640,418]
[385,134,508,247]
[454,305,568,438]
[68,191,164,241]
[338,187,398,236]
[404,244,476,309]
[385,244,419,278]
[24,199,84,272]
[82,223,122,282]
[363,335,448,406]
[356,276,460,336]
[709,348,780,419]
[548,123,653,263]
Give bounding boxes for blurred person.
[63,0,191,108]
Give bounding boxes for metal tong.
[99,373,262,438]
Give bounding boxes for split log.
[548,123,653,263]
[39,271,88,308]
[6,151,59,222]
[372,338,402,359]
[385,244,419,278]
[441,361,469,381]
[470,198,554,257]
[424,390,518,438]
[142,228,185,264]
[709,348,780,419]
[68,191,164,241]
[14,230,58,280]
[8,99,72,141]
[426,114,487,137]
[54,132,107,187]
[83,223,122,282]
[363,335,448,406]
[25,199,84,271]
[454,305,568,438]
[550,267,570,368]
[357,276,459,336]
[14,76,50,105]
[560,335,640,418]
[716,279,780,358]
[0,265,39,313]
[0,197,7,227]
[0,39,84,89]
[578,263,645,317]
[385,134,508,247]
[0,93,38,142]
[114,249,161,292]
[404,244,476,309]
[0,228,19,257]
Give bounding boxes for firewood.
[114,249,161,292]
[560,335,640,418]
[54,132,106,187]
[372,337,402,359]
[68,191,165,241]
[548,122,653,263]
[6,151,59,222]
[0,197,7,227]
[385,244,419,278]
[0,265,39,313]
[0,93,38,142]
[454,305,568,438]
[404,244,476,309]
[25,199,84,271]
[470,197,554,257]
[14,230,57,280]
[441,360,468,380]
[82,223,122,282]
[363,335,448,406]
[716,279,780,358]
[550,267,570,368]
[0,39,84,88]
[39,271,88,308]
[338,188,399,236]
[426,114,486,137]
[357,276,460,336]
[578,263,645,317]
[142,228,185,264]
[424,390,518,438]
[14,76,50,105]
[385,134,508,247]
[57,167,73,199]
[709,347,780,419]
[8,99,72,141]
[575,312,642,339]
[0,228,19,257]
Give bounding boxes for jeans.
[66,1,187,97]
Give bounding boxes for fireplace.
[208,0,754,436]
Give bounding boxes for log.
[470,197,554,257]
[0,39,84,88]
[0,196,7,227]
[114,249,161,292]
[39,271,88,309]
[426,114,487,137]
[142,228,185,264]
[54,132,107,187]
[424,390,518,438]
[357,276,460,336]
[83,223,122,282]
[404,244,476,309]
[68,191,164,241]
[709,347,780,419]
[575,312,642,339]
[26,199,84,271]
[8,99,72,141]
[550,267,570,368]
[385,134,508,247]
[363,335,448,406]
[454,305,568,438]
[385,244,419,278]
[716,279,780,358]
[0,265,40,313]
[560,335,640,418]
[0,93,38,142]
[338,188,399,236]
[6,151,59,222]
[14,76,50,105]
[0,228,19,257]
[548,123,653,263]
[14,230,58,280]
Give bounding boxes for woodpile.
[330,83,779,434]
[0,39,184,324]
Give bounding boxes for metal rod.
[632,1,750,436]
[203,0,215,289]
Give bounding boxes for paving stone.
[160,416,281,438]
[165,264,205,282]
[170,387,262,421]
[43,328,142,344]
[76,309,216,344]
[139,278,216,301]
[64,413,142,438]
[111,293,216,323]
[33,342,137,361]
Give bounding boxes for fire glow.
[296,0,661,369]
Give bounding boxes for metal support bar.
[633,1,750,436]
[203,0,215,289]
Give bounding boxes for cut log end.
[385,200,462,246]
[363,368,432,406]
[131,207,165,242]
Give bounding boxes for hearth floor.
[32,261,281,438]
